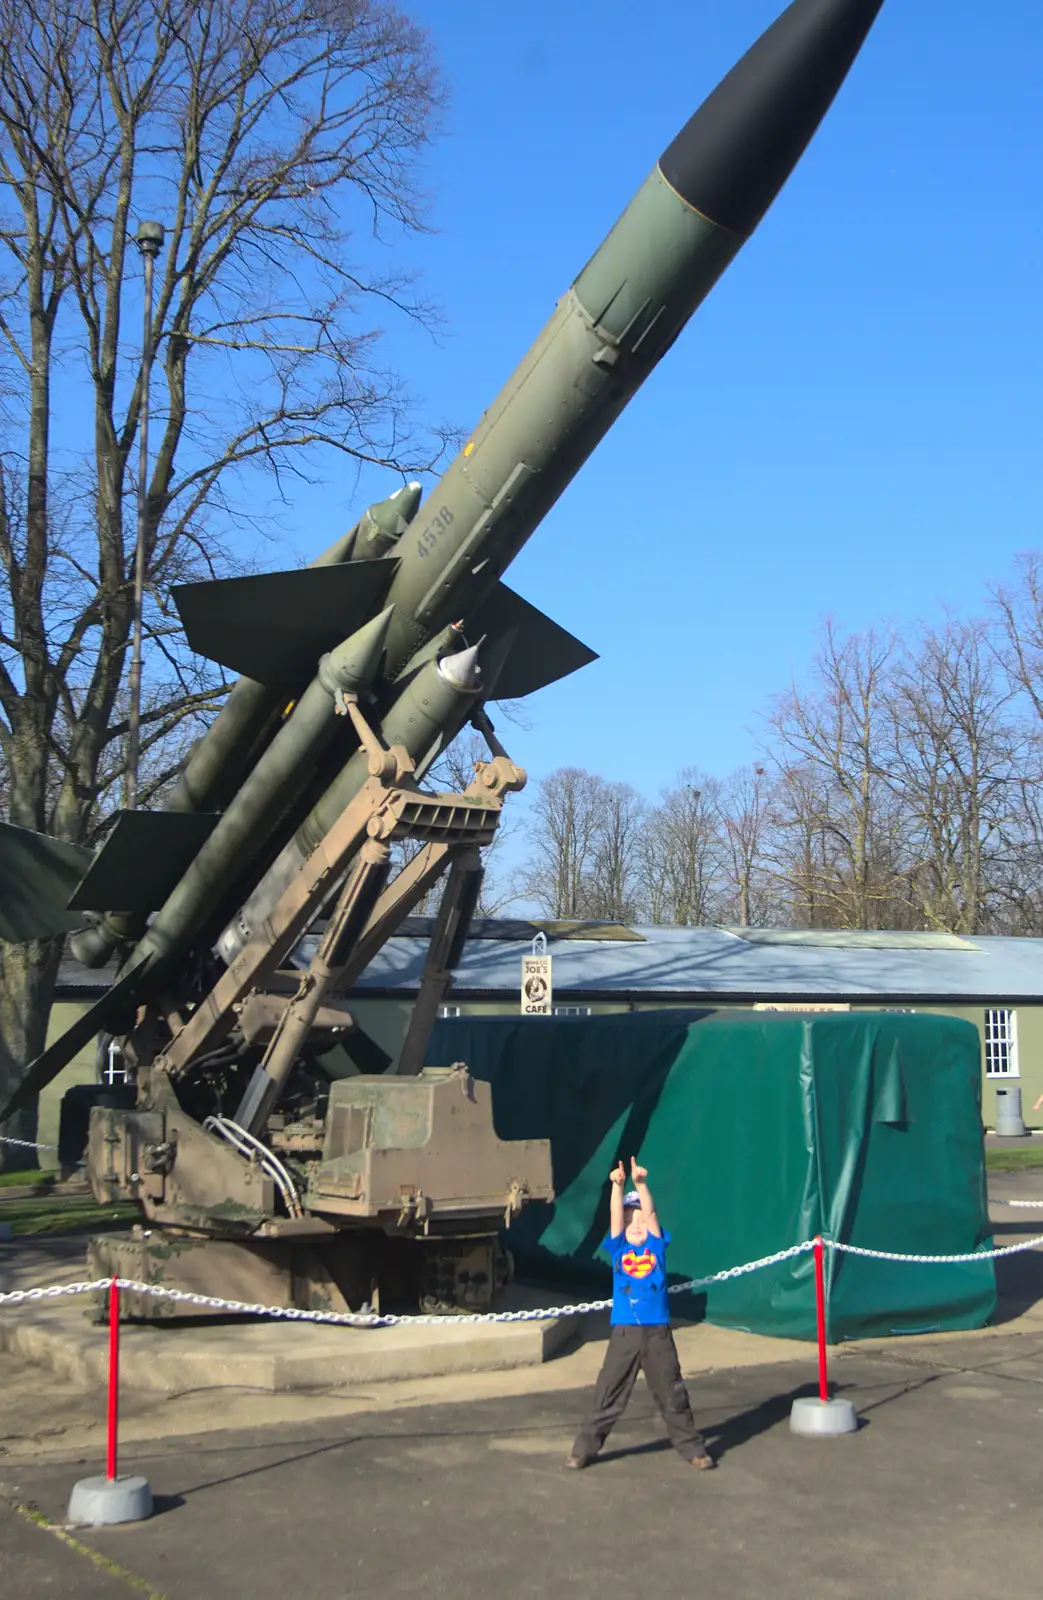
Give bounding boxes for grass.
[16,1506,171,1599]
[0,1167,57,1190]
[986,1147,1043,1172]
[0,1191,138,1236]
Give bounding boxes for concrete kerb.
[0,1280,582,1396]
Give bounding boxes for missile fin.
[0,823,93,942]
[467,583,598,699]
[172,558,400,688]
[0,956,151,1124]
[67,811,220,913]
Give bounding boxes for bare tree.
[585,780,645,921]
[518,767,607,919]
[633,812,672,925]
[0,0,444,1163]
[988,556,1043,930]
[636,769,723,926]
[499,567,1043,938]
[767,622,904,929]
[881,619,1022,934]
[766,760,841,927]
[715,764,775,926]
[993,553,1043,724]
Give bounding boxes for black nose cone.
[659,0,886,237]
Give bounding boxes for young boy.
[566,1157,714,1471]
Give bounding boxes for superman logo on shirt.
[621,1249,656,1279]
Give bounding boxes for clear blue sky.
[291,0,1042,807]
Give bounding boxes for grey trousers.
[572,1323,709,1462]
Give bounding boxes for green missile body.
[216,0,887,965]
[126,608,394,974]
[171,483,422,817]
[376,0,888,673]
[216,642,486,965]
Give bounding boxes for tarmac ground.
[1,1171,1042,1597]
[3,1327,1043,1600]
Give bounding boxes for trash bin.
[995,1085,1027,1138]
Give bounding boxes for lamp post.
[124,219,165,812]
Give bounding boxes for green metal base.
[87,1228,510,1323]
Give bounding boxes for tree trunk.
[0,939,62,1172]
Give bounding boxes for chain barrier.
[0,1135,58,1151]
[831,1232,1043,1265]
[0,1280,111,1308]
[0,1241,814,1326]
[1001,1199,1043,1208]
[1,1233,1041,1328]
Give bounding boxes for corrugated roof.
[54,924,1043,1002]
[56,957,121,992]
[293,924,1043,1001]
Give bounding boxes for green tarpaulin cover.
[428,1009,996,1341]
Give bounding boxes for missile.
[214,0,888,962]
[0,0,889,1117]
[217,640,487,963]
[65,485,424,969]
[373,0,888,675]
[119,608,395,973]
[170,482,423,819]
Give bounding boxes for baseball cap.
[623,1190,641,1209]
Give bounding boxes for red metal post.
[107,1277,120,1480]
[813,1237,829,1403]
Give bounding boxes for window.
[984,1009,1019,1078]
[102,1040,132,1085]
[438,1005,462,1019]
[553,1005,591,1017]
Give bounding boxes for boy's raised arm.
[631,1158,662,1237]
[609,1161,626,1237]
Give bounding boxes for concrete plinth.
[0,1275,579,1396]
[790,1395,858,1436]
[67,1473,152,1525]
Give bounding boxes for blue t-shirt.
[602,1229,672,1326]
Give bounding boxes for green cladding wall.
[428,1009,996,1342]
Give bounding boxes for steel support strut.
[395,847,485,1077]
[157,679,525,1141]
[233,838,392,1135]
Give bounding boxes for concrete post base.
[67,1474,153,1526]
[789,1396,858,1437]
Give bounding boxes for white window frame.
[438,1005,462,1019]
[552,1005,591,1017]
[102,1039,132,1085]
[984,1008,1019,1079]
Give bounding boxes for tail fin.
[172,558,399,688]
[0,812,225,941]
[468,583,598,699]
[0,824,92,942]
[68,811,219,913]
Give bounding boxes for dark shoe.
[688,1453,715,1470]
[564,1454,592,1470]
